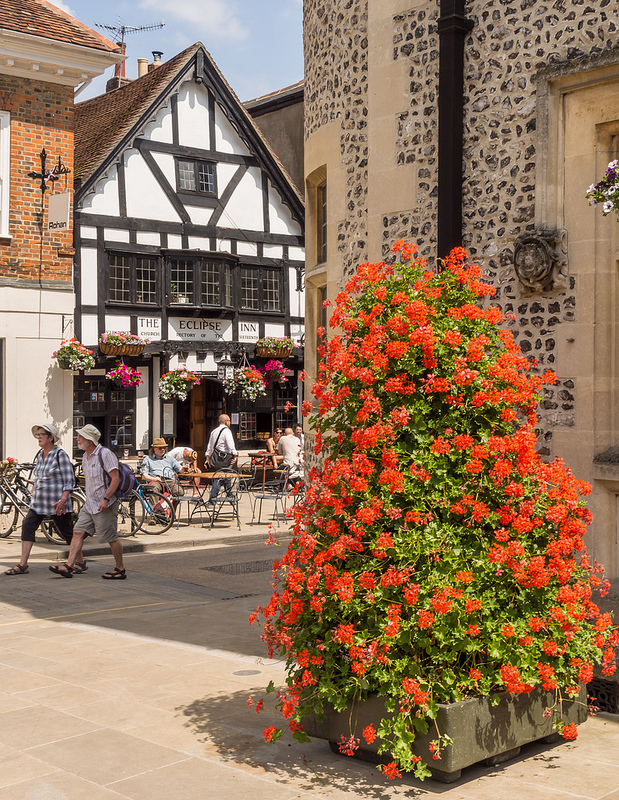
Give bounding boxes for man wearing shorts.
[49,424,126,580]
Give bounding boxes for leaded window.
[176,159,216,196]
[170,259,194,304]
[241,266,282,312]
[108,253,158,305]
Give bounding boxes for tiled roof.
[74,45,199,181]
[0,0,118,52]
[246,79,304,107]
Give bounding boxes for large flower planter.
[304,687,587,783]
[256,345,293,359]
[99,343,145,357]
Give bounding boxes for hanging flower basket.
[105,361,143,388]
[586,160,619,216]
[52,339,95,371]
[260,359,288,385]
[256,336,294,359]
[222,367,267,401]
[158,368,202,401]
[99,332,149,357]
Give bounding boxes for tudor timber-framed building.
[73,44,305,462]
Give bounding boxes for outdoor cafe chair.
[207,468,241,530]
[249,464,290,525]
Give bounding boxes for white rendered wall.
[177,83,210,149]
[81,167,120,216]
[124,150,182,222]
[0,285,75,460]
[221,167,264,231]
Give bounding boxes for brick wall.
[0,74,74,283]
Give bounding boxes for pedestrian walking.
[205,414,237,503]
[49,424,126,580]
[4,423,75,576]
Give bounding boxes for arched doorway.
[175,378,224,470]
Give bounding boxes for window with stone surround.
[0,111,10,239]
[317,181,327,264]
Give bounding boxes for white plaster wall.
[269,183,302,235]
[136,366,150,452]
[142,100,173,143]
[104,229,130,243]
[80,226,97,239]
[220,167,264,231]
[186,206,213,226]
[136,231,161,246]
[215,106,250,155]
[289,246,304,261]
[81,167,120,216]
[80,247,98,306]
[217,239,231,253]
[289,267,304,317]
[177,82,210,149]
[237,241,257,257]
[124,151,182,222]
[105,315,131,333]
[0,286,75,460]
[264,244,283,259]
[188,236,211,249]
[264,322,285,337]
[152,151,176,188]
[168,234,183,249]
[81,314,98,346]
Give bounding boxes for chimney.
[148,51,163,72]
[113,42,127,78]
[137,58,148,78]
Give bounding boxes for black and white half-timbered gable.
[73,44,304,460]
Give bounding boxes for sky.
[56,0,304,103]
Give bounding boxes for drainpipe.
[437,0,473,260]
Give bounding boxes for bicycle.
[117,482,175,535]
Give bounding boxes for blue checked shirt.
[29,447,75,516]
[81,445,119,514]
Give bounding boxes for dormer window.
[176,159,216,196]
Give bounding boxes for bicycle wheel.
[42,491,84,545]
[140,488,175,534]
[0,499,18,537]
[117,491,145,536]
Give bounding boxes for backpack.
[97,449,136,498]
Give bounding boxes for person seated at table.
[169,445,200,493]
[140,438,183,499]
[277,428,304,490]
[265,429,284,466]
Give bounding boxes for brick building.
[0,0,121,458]
[303,1,619,581]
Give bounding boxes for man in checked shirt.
[4,423,75,576]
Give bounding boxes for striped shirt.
[81,444,119,514]
[29,447,75,516]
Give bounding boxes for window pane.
[136,257,157,304]
[110,413,133,447]
[202,262,219,305]
[198,163,215,194]
[109,254,130,302]
[263,269,280,311]
[317,181,327,264]
[241,267,259,310]
[171,259,193,303]
[178,161,195,191]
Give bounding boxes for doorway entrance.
[176,379,224,470]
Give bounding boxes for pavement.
[0,497,618,799]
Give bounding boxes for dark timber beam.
[437,0,473,261]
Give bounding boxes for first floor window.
[108,253,158,304]
[177,159,216,196]
[241,267,282,312]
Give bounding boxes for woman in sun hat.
[140,437,183,497]
[4,423,76,576]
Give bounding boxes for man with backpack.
[49,424,126,580]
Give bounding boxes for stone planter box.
[304,687,587,782]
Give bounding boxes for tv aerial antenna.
[95,18,165,47]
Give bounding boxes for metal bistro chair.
[249,464,290,525]
[207,468,241,530]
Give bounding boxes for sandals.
[101,567,126,580]
[4,564,28,575]
[72,561,88,574]
[48,563,73,578]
